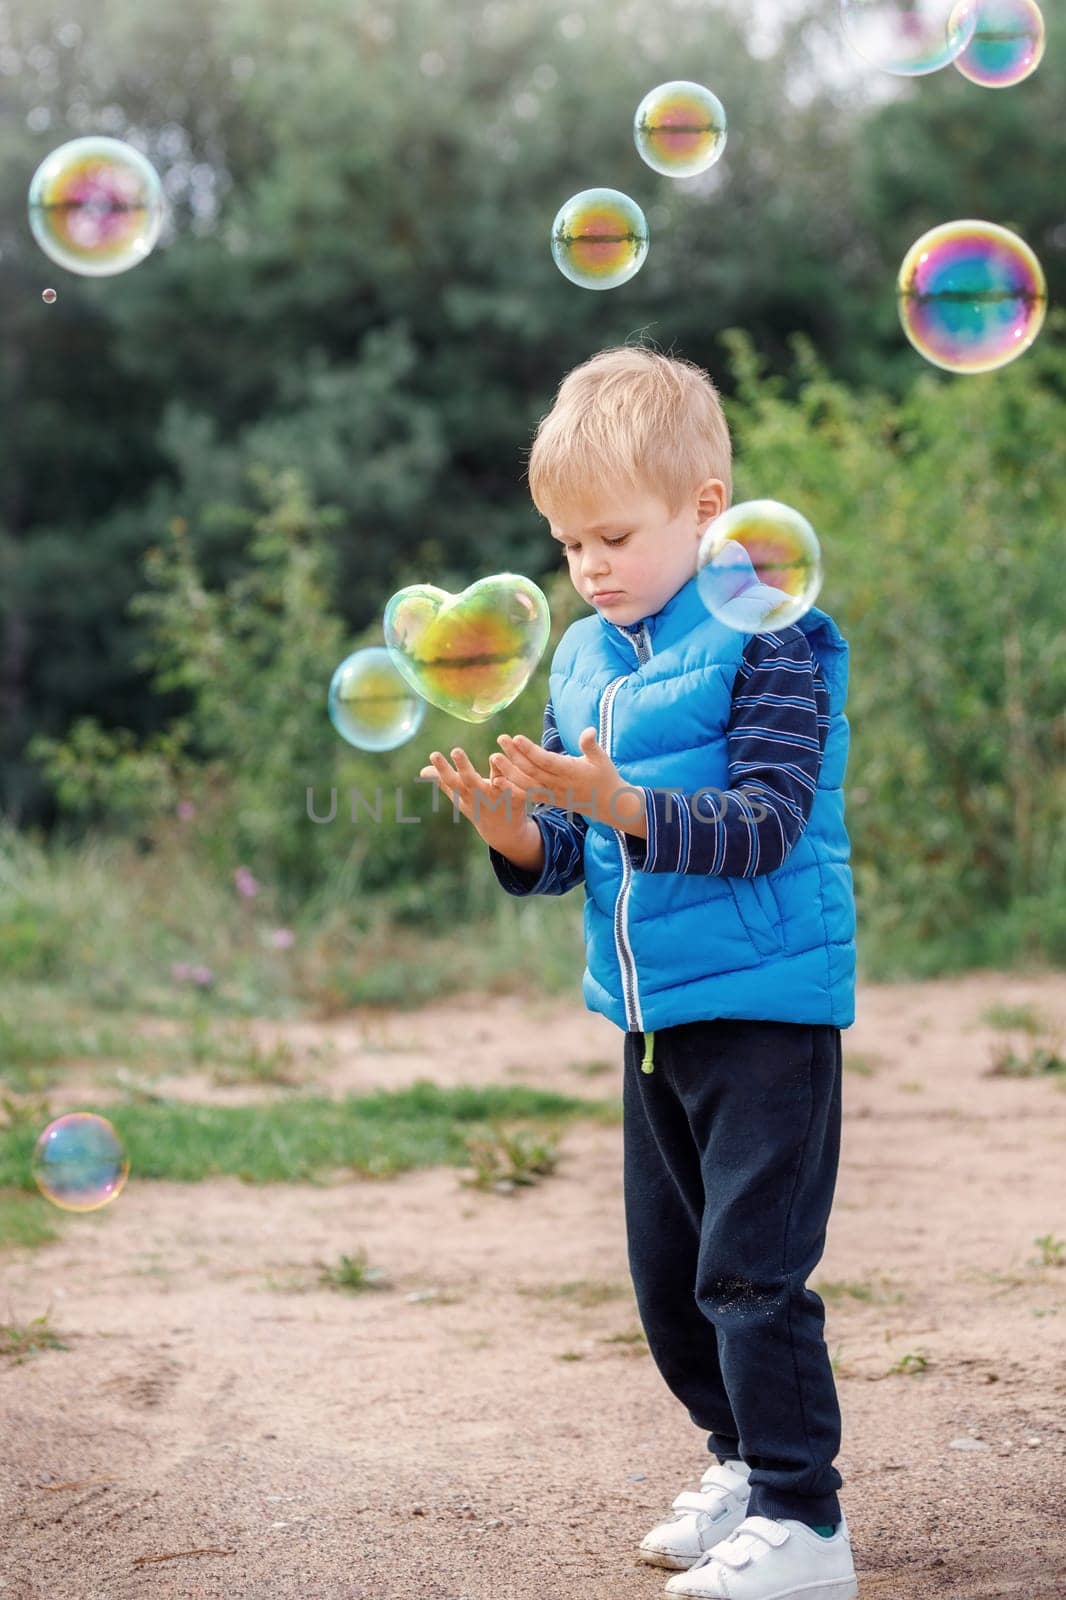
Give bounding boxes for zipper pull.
[640,1030,655,1074]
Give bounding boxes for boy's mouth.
[591,590,623,603]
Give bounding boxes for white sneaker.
[662,1510,858,1599]
[637,1459,753,1570]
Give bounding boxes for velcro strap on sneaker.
[709,1515,791,1569]
[671,1490,731,1516]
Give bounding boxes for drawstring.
[640,1030,655,1074]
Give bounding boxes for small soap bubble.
[634,81,727,178]
[41,287,57,303]
[697,501,823,635]
[550,188,649,290]
[953,0,1044,87]
[33,1112,129,1213]
[897,219,1046,374]
[328,645,427,752]
[28,136,164,276]
[840,0,977,75]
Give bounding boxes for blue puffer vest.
[548,571,856,1035]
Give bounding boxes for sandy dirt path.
[1,971,1065,1599]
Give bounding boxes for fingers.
[489,752,528,797]
[421,749,501,821]
[491,751,530,792]
[497,733,550,781]
[450,746,488,787]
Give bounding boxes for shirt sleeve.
[626,627,828,878]
[488,696,590,896]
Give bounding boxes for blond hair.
[525,343,732,522]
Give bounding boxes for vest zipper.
[601,620,653,1037]
[640,1031,656,1074]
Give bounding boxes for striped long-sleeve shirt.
[489,626,829,896]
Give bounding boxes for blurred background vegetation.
[0,0,1063,1036]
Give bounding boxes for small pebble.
[628,1473,647,1481]
[1025,1436,1042,1446]
[949,1437,989,1451]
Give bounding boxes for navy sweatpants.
[622,1018,844,1529]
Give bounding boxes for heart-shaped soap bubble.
[383,574,551,722]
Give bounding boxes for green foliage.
[723,327,1066,972]
[0,0,1063,980]
[20,326,1066,978]
[4,0,1064,824]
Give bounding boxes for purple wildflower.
[234,866,260,899]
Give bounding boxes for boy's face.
[549,476,727,626]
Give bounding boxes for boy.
[419,345,858,1600]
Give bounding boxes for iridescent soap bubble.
[840,0,977,75]
[954,0,1045,86]
[897,219,1046,374]
[550,188,649,290]
[384,574,551,722]
[41,287,57,303]
[33,1113,129,1213]
[28,136,164,277]
[697,501,823,635]
[634,81,727,178]
[328,645,427,752]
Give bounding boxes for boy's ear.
[695,476,727,530]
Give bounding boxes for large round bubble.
[953,0,1045,87]
[33,1113,129,1213]
[633,81,727,178]
[840,0,978,75]
[550,188,649,291]
[383,575,550,722]
[897,219,1047,374]
[28,136,164,277]
[328,646,427,752]
[697,501,823,635]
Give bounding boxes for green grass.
[886,1350,931,1377]
[317,1247,390,1292]
[0,1189,61,1251]
[986,1037,1066,1079]
[0,1005,310,1094]
[518,1278,632,1308]
[1,822,1062,1045]
[0,1311,69,1365]
[842,1052,882,1077]
[1031,1233,1065,1268]
[812,1275,906,1305]
[980,1002,1049,1034]
[0,1082,621,1249]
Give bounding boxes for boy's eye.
[560,534,629,555]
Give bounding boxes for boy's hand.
[492,727,645,832]
[418,746,537,855]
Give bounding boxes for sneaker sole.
[668,1577,857,1600]
[636,1505,751,1570]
